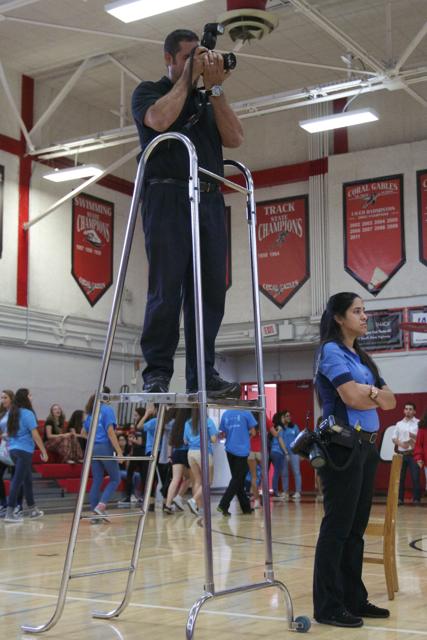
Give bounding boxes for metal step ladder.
[22,132,311,635]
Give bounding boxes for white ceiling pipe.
[38,136,139,160]
[0,0,41,11]
[24,146,140,230]
[107,54,142,84]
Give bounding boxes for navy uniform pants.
[313,440,379,620]
[140,183,227,391]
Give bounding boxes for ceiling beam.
[286,0,385,74]
[0,0,41,11]
[393,21,427,74]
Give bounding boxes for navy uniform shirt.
[316,341,385,433]
[132,76,224,181]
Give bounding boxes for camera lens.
[222,52,237,71]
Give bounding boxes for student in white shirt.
[392,402,421,504]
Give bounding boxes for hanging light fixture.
[104,0,205,23]
[43,165,103,182]
[299,108,379,133]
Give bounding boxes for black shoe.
[143,376,170,394]
[206,375,241,399]
[148,503,155,512]
[315,610,363,628]
[242,508,254,515]
[353,602,390,618]
[217,505,231,517]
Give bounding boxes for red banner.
[417,169,427,267]
[256,195,309,308]
[72,193,114,306]
[343,174,405,295]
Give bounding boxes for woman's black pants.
[313,440,379,620]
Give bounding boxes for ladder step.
[92,455,153,461]
[70,566,135,580]
[102,392,262,411]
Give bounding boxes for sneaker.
[163,505,175,515]
[315,494,324,503]
[14,504,23,516]
[282,492,290,501]
[353,602,390,618]
[143,376,170,394]
[94,503,110,522]
[172,495,185,511]
[29,507,44,519]
[130,494,138,504]
[315,609,363,628]
[242,508,254,514]
[272,493,282,501]
[292,492,301,501]
[117,497,131,507]
[4,507,24,524]
[187,498,199,515]
[0,505,7,518]
[216,505,231,517]
[148,503,155,512]
[253,499,260,509]
[398,499,404,506]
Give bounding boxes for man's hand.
[417,460,424,468]
[202,50,227,90]
[183,46,209,85]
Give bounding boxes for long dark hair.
[190,408,199,436]
[85,394,95,415]
[67,410,84,434]
[317,292,380,384]
[7,388,35,437]
[169,408,191,448]
[0,389,14,419]
[418,411,427,429]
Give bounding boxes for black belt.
[357,430,378,444]
[147,178,219,193]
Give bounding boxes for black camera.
[290,416,355,469]
[201,22,237,71]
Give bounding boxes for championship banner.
[343,174,405,295]
[417,169,427,267]
[256,195,309,308]
[0,165,3,259]
[225,206,232,291]
[408,308,427,349]
[72,193,114,306]
[358,309,404,352]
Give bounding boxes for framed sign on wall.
[343,174,405,295]
[256,195,309,308]
[71,193,114,306]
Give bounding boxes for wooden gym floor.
[0,498,426,640]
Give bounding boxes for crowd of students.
[2,387,426,526]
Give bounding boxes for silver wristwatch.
[206,85,224,97]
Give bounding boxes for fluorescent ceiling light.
[43,165,103,182]
[104,0,205,23]
[299,108,379,133]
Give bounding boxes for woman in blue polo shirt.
[313,293,396,629]
[83,394,122,522]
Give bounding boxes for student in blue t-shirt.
[4,388,48,524]
[83,394,122,522]
[279,410,302,501]
[217,409,257,516]
[183,409,218,515]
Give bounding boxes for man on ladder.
[132,28,243,398]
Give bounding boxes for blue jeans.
[271,450,285,494]
[8,449,35,508]
[90,442,120,510]
[283,452,302,493]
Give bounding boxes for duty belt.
[147,178,219,193]
[357,430,378,444]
